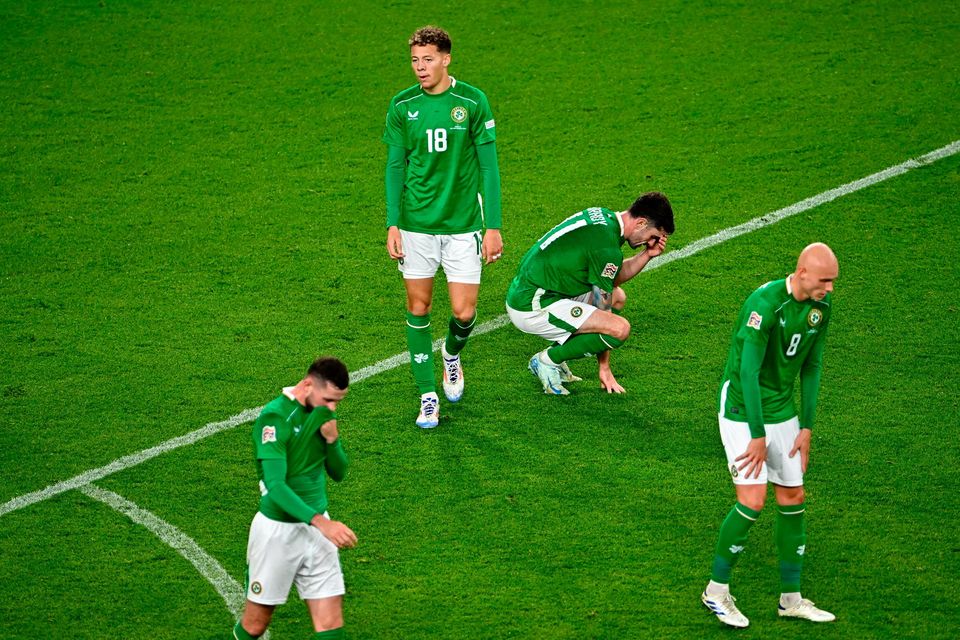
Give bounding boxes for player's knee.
[407,301,432,316]
[777,485,805,505]
[451,306,476,324]
[739,493,766,512]
[611,316,630,342]
[611,287,626,311]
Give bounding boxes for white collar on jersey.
[785,274,794,295]
[282,386,296,401]
[617,210,625,238]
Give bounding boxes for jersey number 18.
[426,128,447,153]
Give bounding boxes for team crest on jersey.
[571,306,583,318]
[747,311,763,330]
[601,263,619,279]
[261,426,276,444]
[450,106,467,123]
[807,308,823,327]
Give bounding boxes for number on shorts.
[785,333,801,356]
[474,232,482,256]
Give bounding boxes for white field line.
[78,483,246,618]
[1,138,957,520]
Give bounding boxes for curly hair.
[409,25,451,53]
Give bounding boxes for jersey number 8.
[785,333,802,356]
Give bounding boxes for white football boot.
[416,392,440,429]
[528,352,568,395]
[701,591,749,628]
[778,598,836,622]
[557,361,582,382]
[441,346,464,403]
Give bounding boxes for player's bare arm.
[789,428,812,473]
[482,228,503,265]
[735,437,768,479]
[614,235,667,286]
[311,514,357,549]
[597,350,625,394]
[386,226,404,260]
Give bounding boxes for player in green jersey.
[505,193,674,395]
[701,243,839,629]
[383,25,504,428]
[233,357,357,640]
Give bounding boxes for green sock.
[547,332,624,363]
[776,502,807,593]
[444,314,476,356]
[710,502,761,584]
[405,312,435,394]
[314,628,345,639]
[232,620,258,640]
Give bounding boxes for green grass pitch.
[1,1,959,638]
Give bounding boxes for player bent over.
[505,193,674,394]
[702,243,838,628]
[233,357,357,640]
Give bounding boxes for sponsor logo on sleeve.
[261,426,277,444]
[484,118,495,129]
[601,263,619,279]
[747,311,763,330]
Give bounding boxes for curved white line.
[2,138,957,520]
[79,483,246,616]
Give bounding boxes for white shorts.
[398,229,483,284]
[246,511,345,605]
[506,292,597,344]
[718,412,804,487]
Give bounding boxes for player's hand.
[386,226,404,260]
[789,428,812,473]
[320,419,339,444]
[312,515,357,549]
[482,228,503,265]
[735,437,768,479]
[645,234,667,258]
[598,365,625,393]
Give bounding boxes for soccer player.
[701,243,839,628]
[505,193,674,395]
[232,357,357,640]
[383,25,504,428]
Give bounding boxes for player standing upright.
[383,25,504,428]
[233,357,357,640]
[506,193,674,394]
[702,243,839,628]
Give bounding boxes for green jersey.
[719,277,831,434]
[383,78,496,234]
[506,207,625,311]
[252,389,343,522]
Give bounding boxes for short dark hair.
[409,26,452,53]
[307,357,349,390]
[628,192,674,235]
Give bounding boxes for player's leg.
[236,602,274,638]
[439,232,483,402]
[299,517,348,637]
[236,513,299,637]
[305,596,345,638]
[399,230,442,427]
[702,412,768,628]
[769,418,835,622]
[546,290,630,364]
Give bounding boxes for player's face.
[306,380,348,412]
[410,44,450,94]
[797,263,838,301]
[626,221,666,250]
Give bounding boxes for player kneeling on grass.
[233,357,357,640]
[701,243,838,629]
[505,193,674,394]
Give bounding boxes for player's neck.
[424,75,452,95]
[787,273,809,302]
